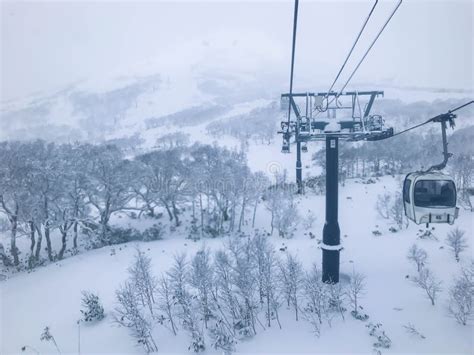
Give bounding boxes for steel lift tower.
[279,91,393,283]
[280,0,403,283]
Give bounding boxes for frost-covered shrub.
[189,330,206,353]
[81,291,105,322]
[372,230,382,237]
[90,225,165,246]
[327,282,347,321]
[234,320,253,339]
[40,326,61,354]
[87,225,142,248]
[376,192,407,229]
[0,242,13,267]
[0,217,10,233]
[417,228,438,241]
[204,225,220,239]
[81,222,102,249]
[302,210,316,230]
[209,320,236,355]
[305,175,325,195]
[376,193,391,220]
[108,227,141,244]
[187,218,200,241]
[366,322,391,349]
[403,323,426,339]
[142,223,164,242]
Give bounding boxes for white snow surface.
[1,176,473,354]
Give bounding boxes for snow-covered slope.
[1,176,472,354]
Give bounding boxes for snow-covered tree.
[448,262,473,325]
[227,237,258,338]
[168,253,205,352]
[85,145,135,245]
[347,269,367,319]
[155,132,190,150]
[0,142,32,265]
[129,160,159,218]
[264,176,299,237]
[52,143,90,259]
[213,250,239,331]
[128,248,157,315]
[412,268,442,306]
[451,154,474,201]
[190,247,213,328]
[25,141,66,262]
[250,172,270,228]
[156,275,178,335]
[237,169,255,232]
[114,281,158,353]
[279,252,303,321]
[252,233,281,328]
[390,192,408,229]
[407,244,428,272]
[327,281,347,321]
[302,264,329,336]
[445,228,468,262]
[137,149,190,227]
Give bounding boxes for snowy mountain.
[0,32,288,144]
[1,29,472,147]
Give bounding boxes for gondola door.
[403,175,415,222]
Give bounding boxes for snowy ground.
[1,175,472,355]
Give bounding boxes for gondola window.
[414,180,456,208]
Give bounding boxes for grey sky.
[1,0,472,101]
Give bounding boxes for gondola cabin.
[301,143,308,153]
[281,140,290,153]
[403,172,458,225]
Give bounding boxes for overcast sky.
[1,0,472,101]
